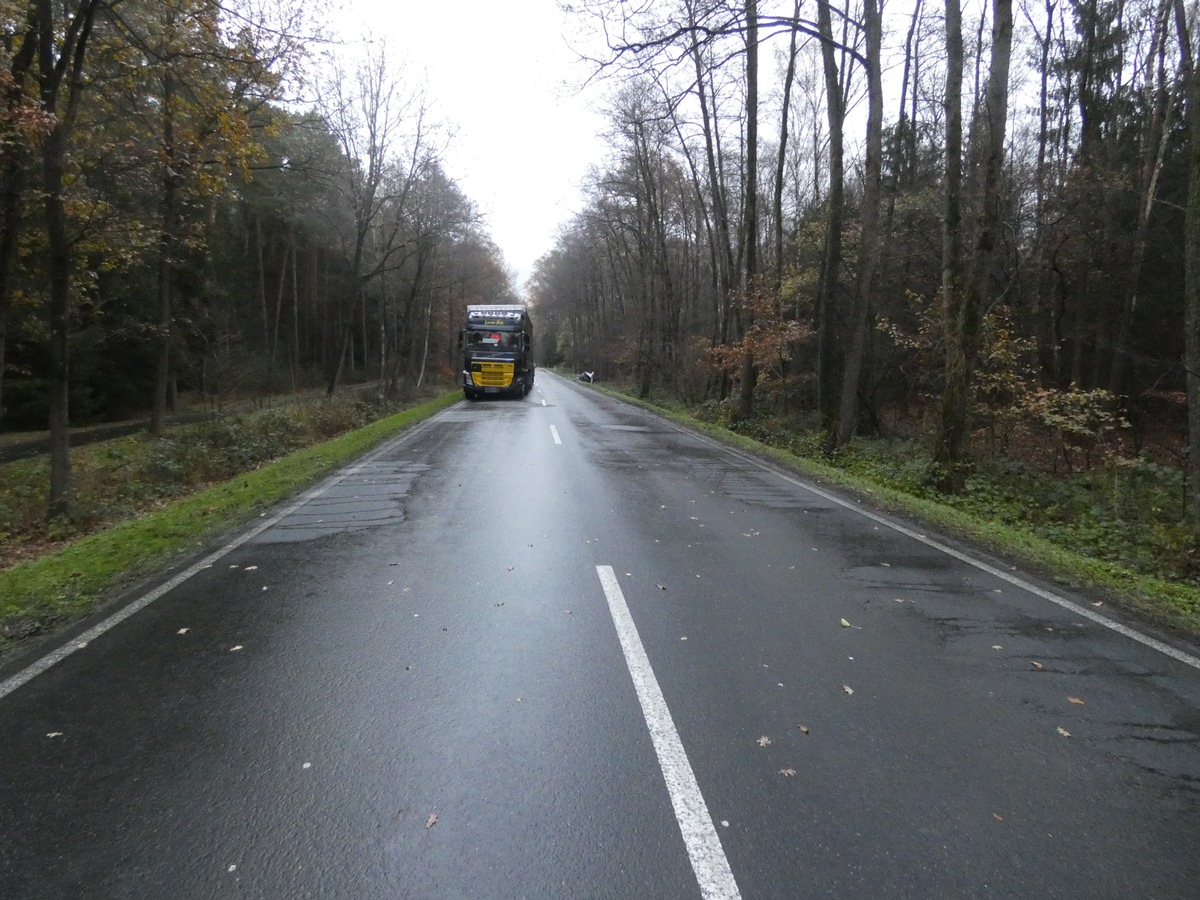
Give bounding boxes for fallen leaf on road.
[843,685,854,696]
[840,618,862,629]
[757,735,772,747]
[798,725,810,734]
[779,769,796,777]
[656,584,667,591]
[992,813,1004,822]
[177,628,189,634]
[1056,727,1071,737]
[230,645,243,652]
[1031,662,1044,671]
[991,645,1003,650]
[1068,696,1085,705]
[425,814,438,829]
[46,732,63,738]
[244,566,258,572]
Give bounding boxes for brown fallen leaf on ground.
[1031,662,1044,671]
[779,768,797,777]
[843,685,854,696]
[425,814,438,828]
[1056,727,1071,737]
[1068,696,1085,705]
[798,725,810,734]
[993,813,1004,822]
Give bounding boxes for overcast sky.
[329,0,610,292]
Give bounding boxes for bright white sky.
[329,0,611,293]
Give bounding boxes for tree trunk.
[831,0,884,449]
[773,1,801,291]
[0,34,36,432]
[291,231,301,390]
[1179,0,1200,524]
[933,0,1013,491]
[39,0,102,518]
[152,68,177,437]
[815,0,845,433]
[45,118,72,517]
[737,1,759,420]
[1109,0,1173,398]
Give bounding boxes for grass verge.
[588,381,1200,638]
[0,390,460,660]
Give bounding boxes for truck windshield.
[466,330,520,349]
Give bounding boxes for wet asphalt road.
[2,370,1199,899]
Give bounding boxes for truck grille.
[473,362,514,387]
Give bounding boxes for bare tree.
[830,0,884,449]
[316,43,434,395]
[1179,0,1200,523]
[36,0,105,518]
[933,0,1014,490]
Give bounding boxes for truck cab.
[460,305,535,400]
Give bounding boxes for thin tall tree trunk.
[738,0,759,420]
[832,0,884,448]
[0,34,36,432]
[816,0,845,432]
[272,240,289,366]
[290,231,300,390]
[39,0,101,518]
[773,1,801,292]
[933,0,1013,490]
[152,66,177,437]
[1177,0,1200,523]
[1109,0,1173,398]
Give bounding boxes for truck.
[459,304,535,400]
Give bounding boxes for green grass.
[0,390,460,657]
[586,381,1200,637]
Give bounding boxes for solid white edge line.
[0,414,448,701]
[550,425,562,445]
[596,565,741,900]
[667,424,1200,672]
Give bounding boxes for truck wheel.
[464,388,478,400]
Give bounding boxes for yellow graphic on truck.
[471,361,514,388]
